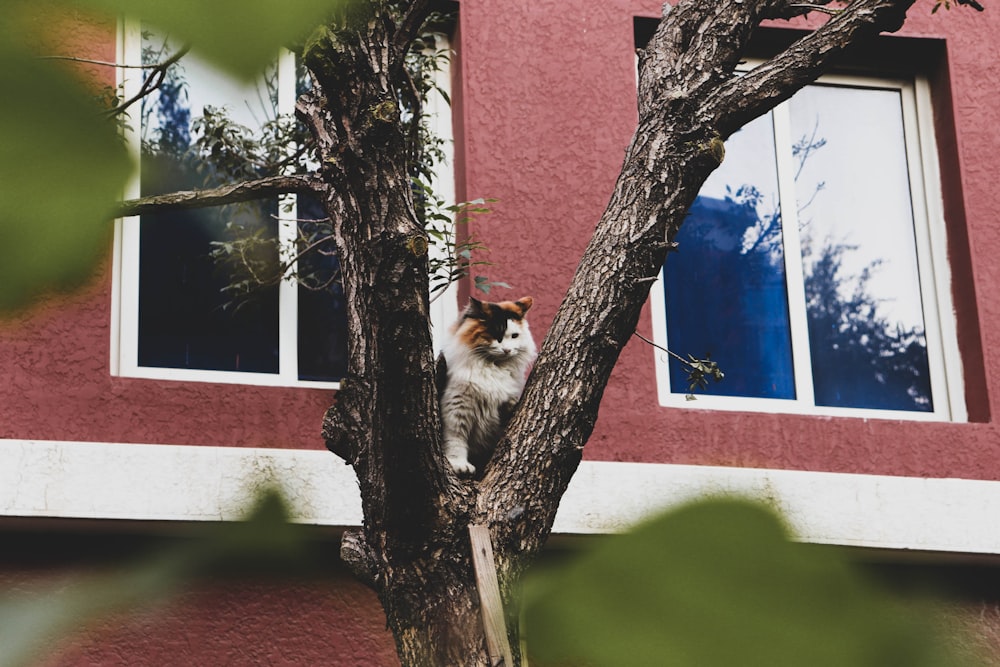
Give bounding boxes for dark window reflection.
[296,193,348,382]
[138,155,280,374]
[137,31,348,382]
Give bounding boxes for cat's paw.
[448,456,476,477]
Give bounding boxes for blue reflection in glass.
[665,112,796,400]
[665,195,795,399]
[791,85,932,412]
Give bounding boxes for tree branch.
[393,0,433,62]
[117,174,324,217]
[481,0,920,560]
[707,0,917,137]
[105,45,190,118]
[38,55,165,69]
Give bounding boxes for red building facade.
[3,1,1000,663]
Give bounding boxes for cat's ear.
[466,297,488,320]
[515,296,534,315]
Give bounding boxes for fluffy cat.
[437,296,537,476]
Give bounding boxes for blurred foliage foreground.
[0,494,983,666]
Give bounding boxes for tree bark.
[298,3,495,663]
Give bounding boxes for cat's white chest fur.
[445,350,526,403]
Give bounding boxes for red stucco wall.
[3,4,1000,470]
[0,533,398,666]
[452,0,1000,480]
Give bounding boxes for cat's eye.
[511,333,519,339]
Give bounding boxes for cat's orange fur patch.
[456,319,490,347]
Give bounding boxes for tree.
[46,0,971,664]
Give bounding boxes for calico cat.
[437,296,537,476]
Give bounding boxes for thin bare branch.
[633,331,690,366]
[117,174,324,217]
[38,55,165,69]
[105,45,191,118]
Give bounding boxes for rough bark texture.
[299,3,487,664]
[123,1,923,664]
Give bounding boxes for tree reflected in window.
[663,79,934,414]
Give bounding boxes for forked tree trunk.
[298,1,917,665]
[122,1,920,663]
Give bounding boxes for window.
[649,71,965,421]
[112,21,457,388]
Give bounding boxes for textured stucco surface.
[0,542,398,667]
[54,580,398,666]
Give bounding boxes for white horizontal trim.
[2,439,999,555]
[117,364,341,390]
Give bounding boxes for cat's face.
[456,297,536,362]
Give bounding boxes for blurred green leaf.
[73,0,344,80]
[0,39,133,313]
[523,498,971,667]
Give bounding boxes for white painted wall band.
[2,439,998,555]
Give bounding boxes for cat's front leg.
[441,391,477,476]
[444,438,476,476]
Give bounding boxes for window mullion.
[277,50,299,382]
[424,34,459,354]
[114,18,143,378]
[771,102,815,408]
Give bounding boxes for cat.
[437,296,537,476]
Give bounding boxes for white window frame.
[110,20,458,389]
[649,70,967,422]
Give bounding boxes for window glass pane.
[664,112,796,399]
[296,193,349,382]
[790,85,933,412]
[137,31,280,374]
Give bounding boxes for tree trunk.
[297,4,502,664]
